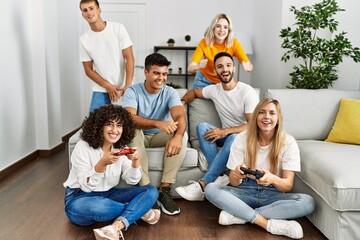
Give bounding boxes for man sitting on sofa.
[175,52,259,201]
[122,53,188,216]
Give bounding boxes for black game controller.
[114,148,135,156]
[240,167,264,179]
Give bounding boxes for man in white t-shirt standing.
[175,52,259,201]
[79,0,135,112]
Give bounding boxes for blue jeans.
[64,186,158,229]
[197,122,237,184]
[193,71,213,89]
[205,179,315,223]
[89,92,111,113]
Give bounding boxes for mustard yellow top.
[191,38,249,84]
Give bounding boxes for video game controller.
[114,148,135,156]
[240,167,264,179]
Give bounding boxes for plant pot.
[168,43,174,47]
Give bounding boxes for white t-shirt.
[63,140,142,192]
[202,82,259,128]
[227,131,300,177]
[79,22,133,92]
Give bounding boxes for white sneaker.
[93,225,124,240]
[141,208,160,225]
[267,219,303,239]
[218,211,246,225]
[198,150,208,171]
[175,181,205,201]
[215,174,229,186]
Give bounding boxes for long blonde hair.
[246,98,285,174]
[204,13,235,48]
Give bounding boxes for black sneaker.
[158,187,180,215]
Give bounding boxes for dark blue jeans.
[64,185,158,229]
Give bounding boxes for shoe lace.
[117,227,125,240]
[271,222,289,236]
[112,226,125,240]
[161,188,173,203]
[187,181,202,192]
[160,188,178,209]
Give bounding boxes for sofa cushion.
[296,140,360,211]
[267,89,360,140]
[326,98,360,145]
[188,99,221,143]
[146,147,198,171]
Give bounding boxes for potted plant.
[167,38,175,47]
[184,35,191,46]
[280,0,360,89]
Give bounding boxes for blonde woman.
[205,99,315,239]
[188,13,253,89]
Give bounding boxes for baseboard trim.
[0,150,39,181]
[38,142,66,158]
[62,127,81,142]
[0,127,80,181]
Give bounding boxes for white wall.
[59,0,83,136]
[251,0,283,96]
[334,0,360,89]
[1,0,37,170]
[1,0,360,172]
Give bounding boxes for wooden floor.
[0,145,327,240]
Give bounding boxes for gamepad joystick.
[114,148,135,156]
[240,167,264,179]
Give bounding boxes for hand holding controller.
[114,148,135,156]
[240,167,264,179]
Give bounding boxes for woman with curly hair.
[188,13,253,89]
[63,105,159,240]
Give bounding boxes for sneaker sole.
[157,200,180,215]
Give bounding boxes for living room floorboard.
[0,145,327,240]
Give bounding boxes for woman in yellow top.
[188,13,253,89]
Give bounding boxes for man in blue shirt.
[122,53,187,216]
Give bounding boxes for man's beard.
[217,70,234,84]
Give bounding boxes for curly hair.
[80,104,135,149]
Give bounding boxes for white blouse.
[63,140,142,192]
[227,131,300,177]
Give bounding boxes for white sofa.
[267,89,360,240]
